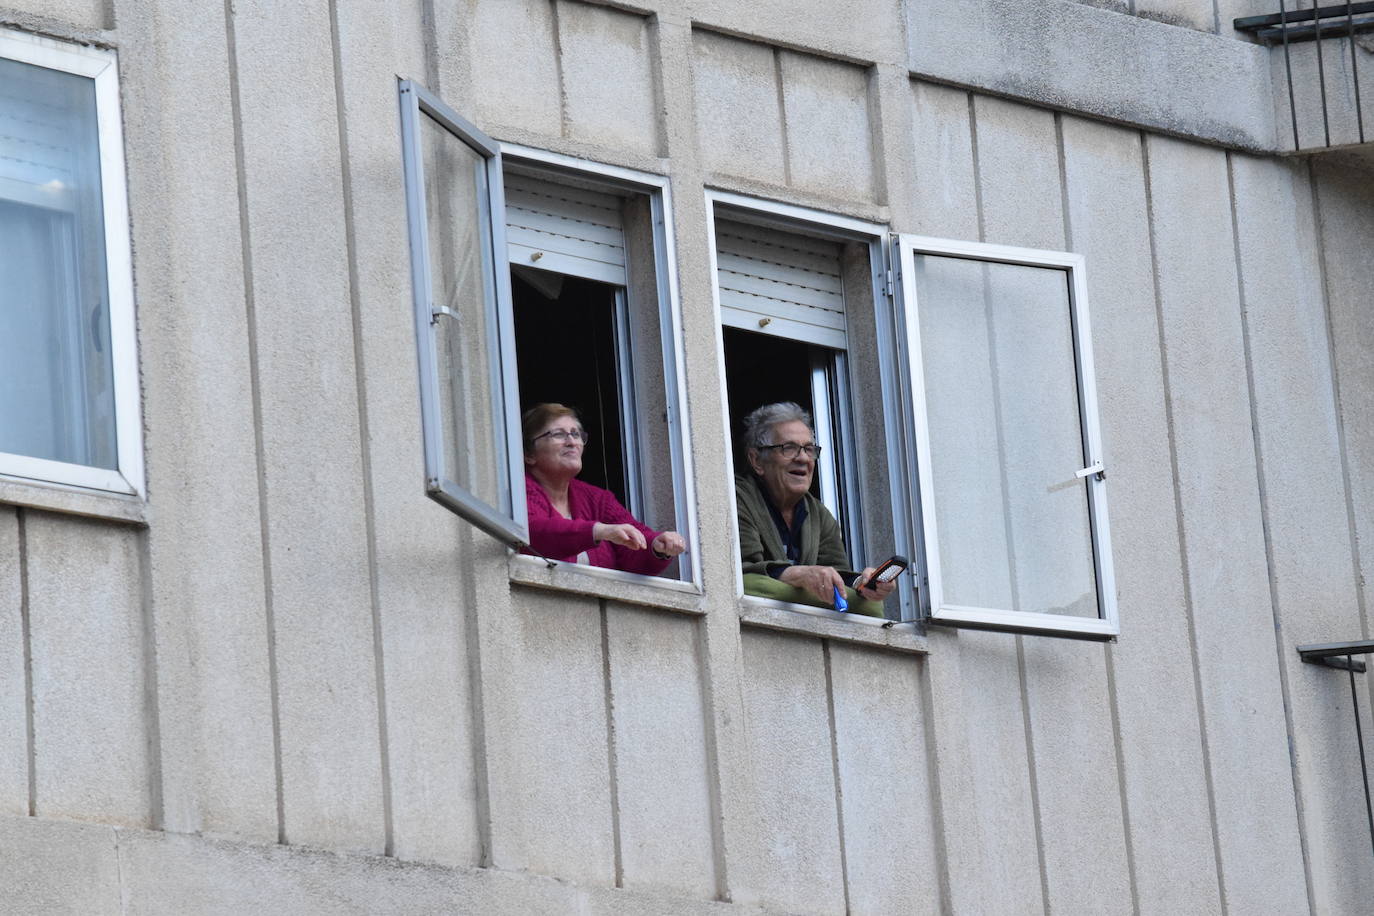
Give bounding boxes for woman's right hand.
[593,522,647,551]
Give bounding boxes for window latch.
[1076,461,1106,481]
[431,306,461,326]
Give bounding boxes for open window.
[895,236,1117,639]
[0,29,141,496]
[709,192,915,621]
[399,81,693,580]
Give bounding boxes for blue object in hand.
[833,585,848,613]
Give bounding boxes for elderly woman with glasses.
[736,401,895,616]
[522,402,686,574]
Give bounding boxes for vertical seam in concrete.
[136,528,164,831]
[863,65,888,207]
[550,0,569,140]
[1307,160,1371,644]
[328,0,394,858]
[646,14,669,159]
[420,0,441,92]
[1212,0,1222,34]
[599,600,625,887]
[1016,637,1051,915]
[461,537,495,868]
[774,47,793,187]
[916,657,955,916]
[1140,133,1228,910]
[692,615,732,901]
[1226,152,1318,915]
[223,0,287,846]
[967,92,985,244]
[1056,111,1141,916]
[112,826,127,914]
[821,641,852,915]
[18,508,35,817]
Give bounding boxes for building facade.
[3,0,1374,912]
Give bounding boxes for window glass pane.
[421,112,506,513]
[913,255,1098,618]
[0,57,115,469]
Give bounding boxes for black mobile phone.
[855,555,909,591]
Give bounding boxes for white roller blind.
[505,173,626,285]
[715,218,846,349]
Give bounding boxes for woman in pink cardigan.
[521,403,686,574]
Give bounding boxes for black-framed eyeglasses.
[534,428,589,444]
[757,442,822,460]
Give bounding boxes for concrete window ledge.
[738,596,929,655]
[508,553,706,615]
[0,475,148,526]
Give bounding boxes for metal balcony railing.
[1236,3,1374,153]
[1298,639,1374,859]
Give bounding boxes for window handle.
[431,306,461,326]
[1076,461,1105,481]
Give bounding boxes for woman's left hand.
[651,531,687,558]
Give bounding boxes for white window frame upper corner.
[398,78,528,548]
[895,234,1118,640]
[499,144,703,586]
[0,28,144,498]
[704,190,917,619]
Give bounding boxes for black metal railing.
[1298,639,1374,859]
[1236,3,1374,151]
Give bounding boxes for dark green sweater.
[734,472,852,577]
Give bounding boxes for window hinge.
[885,268,895,299]
[431,306,461,326]
[1076,461,1106,481]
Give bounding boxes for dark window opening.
[722,326,819,495]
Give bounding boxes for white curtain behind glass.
[0,57,116,470]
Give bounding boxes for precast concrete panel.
[1133,0,1215,31]
[904,0,1276,151]
[827,645,940,915]
[690,30,788,187]
[227,0,385,852]
[1315,156,1374,628]
[24,515,150,826]
[778,51,878,203]
[1231,153,1373,912]
[908,81,980,239]
[493,587,615,885]
[470,0,562,137]
[11,0,105,30]
[1275,39,1374,152]
[604,603,716,897]
[972,95,1132,910]
[1145,135,1308,914]
[689,0,900,65]
[332,0,484,867]
[0,815,121,913]
[736,629,846,914]
[1059,115,1220,913]
[115,0,277,841]
[558,1,661,157]
[0,508,24,815]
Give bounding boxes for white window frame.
[0,29,142,497]
[895,235,1118,639]
[398,78,527,546]
[501,144,701,587]
[707,190,918,622]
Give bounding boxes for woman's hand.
[593,522,647,551]
[651,531,687,558]
[779,564,846,603]
[855,566,897,602]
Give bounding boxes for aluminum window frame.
[707,190,917,621]
[398,78,527,547]
[0,29,142,498]
[895,234,1118,639]
[503,144,701,586]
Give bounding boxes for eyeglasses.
[534,428,589,444]
[757,442,822,460]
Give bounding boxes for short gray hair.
[742,402,813,450]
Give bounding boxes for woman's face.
[525,416,586,479]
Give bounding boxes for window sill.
[508,553,706,615]
[0,474,148,526]
[738,596,928,655]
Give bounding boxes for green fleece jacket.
[735,472,851,577]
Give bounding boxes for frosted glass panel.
[420,112,506,513]
[913,255,1098,618]
[0,57,115,469]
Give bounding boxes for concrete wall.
[3,0,1373,912]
